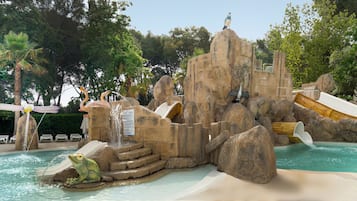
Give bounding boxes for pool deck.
[176,169,357,201]
[0,142,78,153]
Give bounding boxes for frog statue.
[65,153,101,186]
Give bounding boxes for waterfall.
[110,104,122,147]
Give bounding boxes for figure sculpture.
[65,153,101,186]
[79,86,111,112]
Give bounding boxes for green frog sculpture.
[66,153,101,186]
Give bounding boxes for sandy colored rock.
[15,114,39,150]
[217,125,277,184]
[153,75,175,104]
[166,157,197,169]
[205,130,230,153]
[92,147,118,171]
[293,104,357,142]
[315,73,336,93]
[221,103,255,134]
[247,96,273,119]
[183,101,199,125]
[53,168,78,183]
[270,100,295,122]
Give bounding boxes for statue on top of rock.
[223,12,231,30]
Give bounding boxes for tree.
[0,31,46,134]
[304,0,356,82]
[0,0,85,106]
[320,0,357,16]
[265,0,356,88]
[329,22,357,97]
[265,4,307,87]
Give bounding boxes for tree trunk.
[13,63,22,135]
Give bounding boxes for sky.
[124,0,313,41]
[60,0,313,106]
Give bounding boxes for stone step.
[110,154,161,171]
[104,160,167,181]
[114,143,144,153]
[116,147,152,161]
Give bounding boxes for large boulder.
[247,96,273,119]
[222,103,255,134]
[315,73,336,93]
[293,104,357,142]
[183,101,199,125]
[15,114,39,150]
[153,75,175,104]
[217,125,277,184]
[269,100,296,122]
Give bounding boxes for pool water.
[0,150,215,201]
[275,142,357,172]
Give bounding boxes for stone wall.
[251,52,293,100]
[88,107,111,142]
[122,105,208,161]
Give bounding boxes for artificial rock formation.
[221,103,255,134]
[315,73,336,93]
[184,29,293,128]
[148,75,182,111]
[15,114,39,150]
[217,125,277,184]
[294,104,357,142]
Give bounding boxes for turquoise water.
[0,150,215,201]
[275,142,357,172]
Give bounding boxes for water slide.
[154,101,183,119]
[272,121,313,145]
[294,92,357,121]
[37,140,107,179]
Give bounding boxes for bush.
[0,112,83,135]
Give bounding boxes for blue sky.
[124,0,312,41]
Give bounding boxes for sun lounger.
[70,133,82,141]
[0,135,8,144]
[9,136,16,143]
[40,134,53,142]
[55,134,68,142]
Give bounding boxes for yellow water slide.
[294,93,357,121]
[272,121,313,145]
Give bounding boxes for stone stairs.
[103,143,166,181]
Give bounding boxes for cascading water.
[110,103,122,147]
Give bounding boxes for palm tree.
[0,31,46,135]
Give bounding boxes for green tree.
[0,31,46,133]
[304,0,356,82]
[265,4,307,86]
[320,0,357,16]
[265,0,356,88]
[0,0,85,106]
[329,22,357,97]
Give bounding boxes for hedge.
[0,111,83,135]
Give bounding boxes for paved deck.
[0,142,78,153]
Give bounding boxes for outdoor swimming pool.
[275,142,357,172]
[0,150,215,201]
[1,142,357,201]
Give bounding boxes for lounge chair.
[55,134,68,142]
[0,135,8,144]
[40,134,54,142]
[70,133,82,142]
[9,136,16,143]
